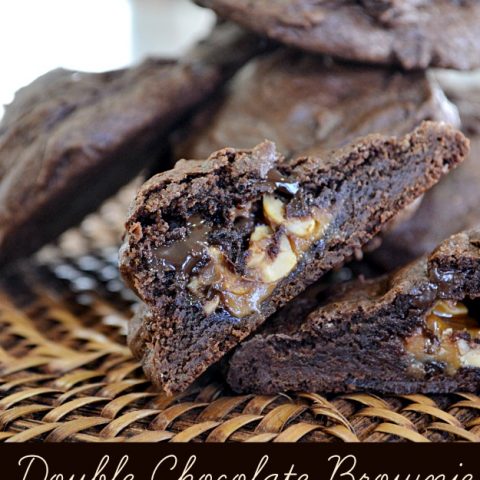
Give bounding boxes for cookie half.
[228,228,480,394]
[120,122,468,393]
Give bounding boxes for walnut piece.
[246,226,297,283]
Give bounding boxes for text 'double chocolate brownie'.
[195,0,480,70]
[228,229,480,395]
[0,23,265,267]
[119,121,468,394]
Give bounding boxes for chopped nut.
[246,227,298,283]
[458,338,480,369]
[288,210,331,255]
[460,347,480,368]
[250,225,273,242]
[187,277,201,294]
[263,194,285,226]
[285,216,316,238]
[259,234,297,283]
[246,226,273,269]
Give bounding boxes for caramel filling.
[188,194,331,318]
[405,300,480,374]
[155,215,210,274]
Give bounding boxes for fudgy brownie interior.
[119,121,468,394]
[228,229,480,394]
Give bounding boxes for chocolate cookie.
[228,228,480,395]
[370,72,480,270]
[195,0,480,70]
[0,23,265,267]
[371,138,480,270]
[119,122,468,394]
[177,48,459,160]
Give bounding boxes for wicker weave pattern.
[0,185,479,442]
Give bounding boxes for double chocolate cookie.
[0,23,265,267]
[120,122,468,394]
[196,0,480,70]
[228,228,480,395]
[177,48,459,160]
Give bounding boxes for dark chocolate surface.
[176,48,459,161]
[228,228,480,395]
[196,0,480,70]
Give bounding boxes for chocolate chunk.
[195,0,480,70]
[228,228,480,395]
[119,121,468,394]
[0,23,266,267]
[155,215,211,274]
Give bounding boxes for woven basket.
[0,182,479,443]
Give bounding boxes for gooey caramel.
[188,194,331,318]
[405,300,480,374]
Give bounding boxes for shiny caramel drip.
[405,300,480,375]
[155,215,210,274]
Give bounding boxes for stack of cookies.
[120,1,480,395]
[1,1,480,396]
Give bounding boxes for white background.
[0,0,214,114]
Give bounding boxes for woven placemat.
[0,184,479,443]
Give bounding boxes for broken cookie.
[119,121,468,394]
[228,228,480,394]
